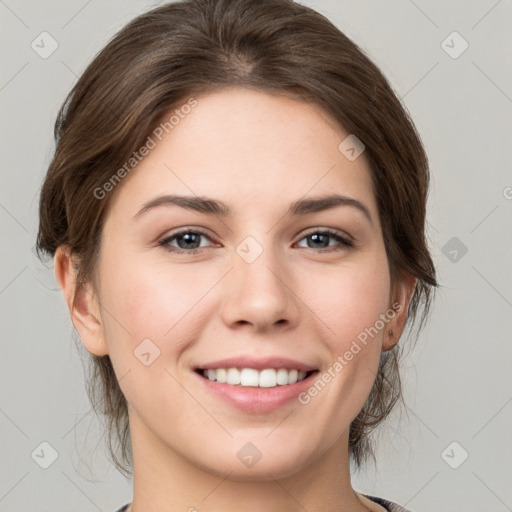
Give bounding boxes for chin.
[189,441,315,482]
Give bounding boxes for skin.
[55,87,415,512]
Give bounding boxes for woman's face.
[76,87,408,479]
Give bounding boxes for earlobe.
[382,273,416,351]
[54,246,109,356]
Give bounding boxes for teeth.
[259,369,276,388]
[240,368,259,386]
[276,368,289,385]
[226,368,241,385]
[201,367,311,387]
[216,368,227,383]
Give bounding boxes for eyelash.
[158,228,355,254]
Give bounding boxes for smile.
[196,367,315,388]
[194,366,320,413]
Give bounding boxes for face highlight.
[80,87,406,480]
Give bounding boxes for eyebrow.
[134,193,373,224]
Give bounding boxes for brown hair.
[36,0,437,476]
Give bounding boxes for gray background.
[1,0,511,511]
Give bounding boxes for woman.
[36,0,437,510]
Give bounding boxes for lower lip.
[194,370,319,413]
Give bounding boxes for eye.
[159,229,214,254]
[159,227,354,255]
[295,229,354,251]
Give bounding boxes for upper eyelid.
[160,227,213,242]
[299,226,353,241]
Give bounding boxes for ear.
[382,272,416,351]
[54,246,109,356]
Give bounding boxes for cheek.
[303,252,391,409]
[96,257,204,415]
[98,252,223,367]
[312,252,391,350]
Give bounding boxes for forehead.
[107,87,376,221]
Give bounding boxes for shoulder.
[113,505,130,512]
[362,493,414,512]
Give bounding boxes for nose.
[221,240,301,333]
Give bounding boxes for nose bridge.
[221,232,299,329]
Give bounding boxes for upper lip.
[195,356,318,372]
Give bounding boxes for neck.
[127,412,373,512]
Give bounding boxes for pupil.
[178,233,200,249]
[309,234,328,248]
